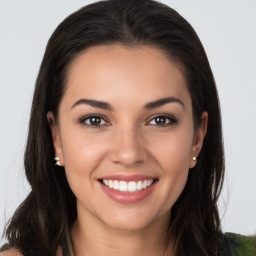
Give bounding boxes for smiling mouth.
[99,179,158,193]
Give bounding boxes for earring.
[54,156,61,166]
[192,156,197,161]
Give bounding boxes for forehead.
[63,44,190,109]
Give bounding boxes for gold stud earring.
[54,156,61,166]
[192,156,197,161]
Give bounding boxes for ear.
[189,111,208,168]
[47,111,64,166]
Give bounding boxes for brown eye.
[148,114,177,126]
[155,116,169,125]
[80,115,108,128]
[87,116,102,125]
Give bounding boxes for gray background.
[1,0,256,245]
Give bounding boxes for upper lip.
[98,174,158,182]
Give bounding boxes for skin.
[48,45,208,256]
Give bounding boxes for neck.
[70,209,173,256]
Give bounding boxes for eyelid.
[79,114,110,128]
[146,113,178,126]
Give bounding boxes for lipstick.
[98,174,158,204]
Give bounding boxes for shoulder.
[220,232,256,256]
[0,249,23,256]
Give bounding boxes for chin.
[99,208,169,232]
[105,218,153,232]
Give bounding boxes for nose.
[109,126,148,168]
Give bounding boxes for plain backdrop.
[1,0,256,245]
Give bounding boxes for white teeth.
[113,180,119,190]
[119,181,127,192]
[109,180,113,188]
[142,180,147,189]
[137,180,142,190]
[128,181,137,192]
[103,180,109,186]
[147,180,153,186]
[102,179,154,192]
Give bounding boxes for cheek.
[148,131,193,206]
[61,126,108,165]
[60,128,110,189]
[158,139,191,191]
[60,132,111,209]
[151,131,193,172]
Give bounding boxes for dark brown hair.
[2,0,224,255]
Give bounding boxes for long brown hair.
[2,0,224,255]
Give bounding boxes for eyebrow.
[71,99,113,111]
[144,97,185,110]
[71,96,185,111]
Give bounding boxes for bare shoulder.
[0,249,23,256]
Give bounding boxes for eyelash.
[79,114,178,129]
[79,114,109,128]
[146,114,178,127]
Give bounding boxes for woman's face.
[49,45,207,232]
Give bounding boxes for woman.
[1,0,255,255]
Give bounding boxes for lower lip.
[100,181,157,204]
